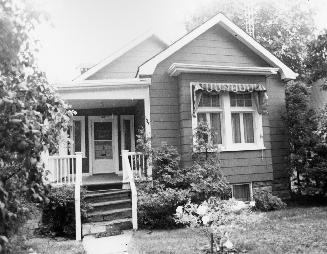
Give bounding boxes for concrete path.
[83,231,132,254]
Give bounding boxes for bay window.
[192,82,266,152]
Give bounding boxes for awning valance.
[192,82,268,115]
[194,82,266,94]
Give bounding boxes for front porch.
[55,78,151,181]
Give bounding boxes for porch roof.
[55,78,151,91]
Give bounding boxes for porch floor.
[82,173,123,186]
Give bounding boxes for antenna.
[244,1,255,38]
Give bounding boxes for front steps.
[83,188,132,237]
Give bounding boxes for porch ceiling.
[67,99,139,109]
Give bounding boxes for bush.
[138,187,189,229]
[254,191,287,211]
[137,144,231,229]
[40,186,91,238]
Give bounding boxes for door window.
[94,122,112,159]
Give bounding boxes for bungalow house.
[55,13,296,204]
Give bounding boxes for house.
[55,13,297,202]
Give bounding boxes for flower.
[176,206,183,215]
[202,214,211,225]
[196,204,208,216]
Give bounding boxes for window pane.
[94,122,112,140]
[199,94,219,107]
[123,119,131,151]
[233,184,251,201]
[197,113,207,124]
[243,113,254,143]
[210,113,222,144]
[230,93,252,107]
[94,141,112,159]
[231,113,241,143]
[200,94,211,107]
[74,120,81,152]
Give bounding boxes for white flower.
[223,239,234,249]
[196,204,208,216]
[176,206,183,215]
[249,201,255,207]
[230,200,247,212]
[202,214,210,225]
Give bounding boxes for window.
[70,116,85,157]
[193,91,264,151]
[197,94,222,145]
[232,183,252,201]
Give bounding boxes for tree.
[185,0,316,78]
[305,31,327,87]
[0,0,73,252]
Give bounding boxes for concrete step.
[82,218,132,236]
[88,208,132,223]
[85,190,131,203]
[90,199,132,212]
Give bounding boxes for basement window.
[232,183,252,201]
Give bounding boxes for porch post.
[143,88,152,178]
[75,152,83,241]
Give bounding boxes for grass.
[129,206,327,254]
[26,237,85,254]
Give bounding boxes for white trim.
[232,182,253,201]
[71,116,86,157]
[120,115,135,152]
[73,32,167,82]
[168,63,279,77]
[88,115,119,175]
[56,78,151,91]
[138,13,297,80]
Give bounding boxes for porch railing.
[127,151,147,179]
[43,152,83,241]
[121,150,138,230]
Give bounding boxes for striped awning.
[194,82,266,93]
[192,82,268,115]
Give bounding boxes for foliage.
[137,143,231,229]
[253,191,286,211]
[39,186,91,238]
[0,0,73,252]
[185,0,315,78]
[305,31,327,87]
[138,186,189,229]
[283,81,327,196]
[193,121,218,160]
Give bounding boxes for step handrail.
[122,150,138,230]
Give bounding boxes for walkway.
[83,231,132,254]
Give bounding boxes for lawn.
[128,206,327,254]
[26,238,85,254]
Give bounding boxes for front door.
[89,116,118,174]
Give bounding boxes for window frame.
[192,87,265,152]
[70,116,86,157]
[120,115,135,152]
[231,182,253,201]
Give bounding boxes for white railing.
[127,151,147,179]
[43,152,83,241]
[121,150,138,230]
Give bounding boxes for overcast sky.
[35,0,327,83]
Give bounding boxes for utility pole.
[244,0,255,38]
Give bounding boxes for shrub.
[40,185,91,238]
[253,191,287,211]
[138,187,189,229]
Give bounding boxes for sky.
[35,0,327,83]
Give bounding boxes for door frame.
[88,115,119,175]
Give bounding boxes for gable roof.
[73,32,167,82]
[137,13,297,80]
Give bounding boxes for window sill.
[193,144,265,153]
[221,144,265,152]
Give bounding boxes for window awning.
[192,82,268,115]
[194,82,266,94]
